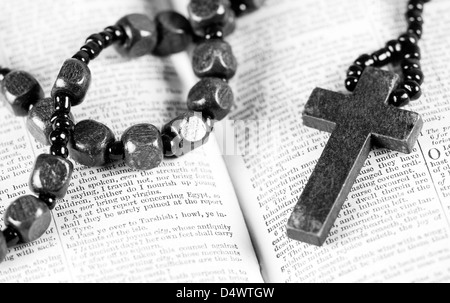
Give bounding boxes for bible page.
[223,0,450,282]
[0,0,263,283]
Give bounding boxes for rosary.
[0,0,264,264]
[287,0,429,246]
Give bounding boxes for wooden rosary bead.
[187,77,234,121]
[105,25,126,44]
[401,58,421,71]
[404,68,424,85]
[345,76,359,92]
[162,111,214,157]
[188,0,235,37]
[121,124,164,170]
[354,54,375,68]
[50,144,69,158]
[54,93,72,113]
[1,70,44,116]
[115,14,159,57]
[80,41,102,60]
[346,65,363,78]
[403,43,421,60]
[27,98,75,145]
[100,31,114,48]
[29,154,74,199]
[154,11,193,56]
[386,39,403,61]
[69,120,116,167]
[406,9,424,25]
[389,89,411,107]
[408,21,423,39]
[52,58,91,106]
[86,33,105,50]
[192,39,237,79]
[403,80,422,101]
[107,141,125,162]
[371,48,392,67]
[230,0,266,16]
[0,232,7,263]
[4,195,51,243]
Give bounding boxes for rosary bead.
[27,98,72,145]
[50,144,69,158]
[72,50,91,65]
[408,0,424,13]
[154,11,193,56]
[386,39,403,61]
[403,44,421,60]
[408,21,423,39]
[49,128,70,145]
[107,141,125,162]
[354,54,375,68]
[401,58,421,71]
[187,77,234,121]
[54,93,72,114]
[162,111,214,157]
[86,33,105,50]
[69,120,116,167]
[406,9,424,25]
[52,58,91,106]
[346,65,363,78]
[29,154,73,199]
[0,233,7,263]
[192,39,237,79]
[80,41,102,60]
[402,80,422,101]
[121,124,164,170]
[0,67,11,81]
[2,227,20,248]
[115,14,159,57]
[404,68,424,85]
[389,89,410,107]
[398,33,419,46]
[104,25,126,44]
[39,193,57,210]
[100,31,114,48]
[188,0,235,38]
[230,0,266,16]
[0,70,44,116]
[345,76,359,92]
[372,48,392,67]
[4,195,51,243]
[52,117,75,132]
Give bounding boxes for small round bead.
[107,141,125,162]
[408,1,424,13]
[404,68,424,85]
[52,117,75,132]
[372,48,392,67]
[401,58,421,71]
[398,33,419,46]
[345,76,359,92]
[386,39,403,61]
[347,65,363,78]
[49,128,70,145]
[80,41,102,60]
[54,93,72,113]
[3,226,20,248]
[354,54,375,68]
[50,112,73,125]
[402,80,422,101]
[4,195,52,243]
[100,31,114,48]
[105,25,126,43]
[408,21,423,39]
[86,33,105,49]
[50,144,69,158]
[389,89,410,107]
[406,9,424,25]
[403,44,421,60]
[231,0,266,16]
[72,50,91,64]
[39,193,57,210]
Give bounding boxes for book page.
[0,0,263,283]
[224,0,450,282]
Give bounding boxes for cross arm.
[303,88,347,133]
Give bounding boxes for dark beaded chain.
[0,0,264,264]
[345,0,430,107]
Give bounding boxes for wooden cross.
[287,67,423,246]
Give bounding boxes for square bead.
[29,154,74,199]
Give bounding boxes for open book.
[1,0,449,283]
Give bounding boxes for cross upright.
[287,67,423,246]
